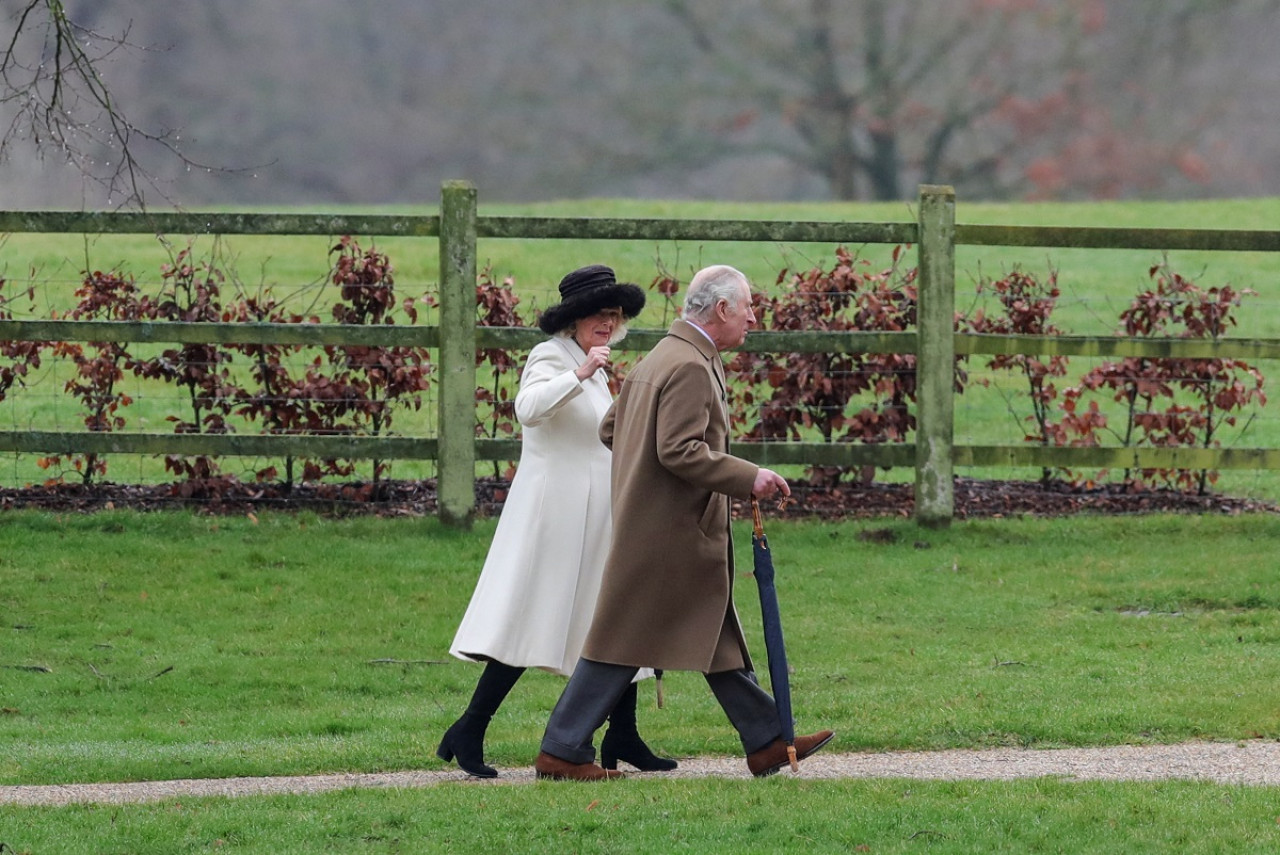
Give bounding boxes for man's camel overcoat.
[583,319,759,673]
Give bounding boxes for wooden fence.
[3,181,1280,527]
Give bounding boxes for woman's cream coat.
[449,336,617,676]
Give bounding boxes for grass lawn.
[2,509,1279,851]
[6,777,1280,854]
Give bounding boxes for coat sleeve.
[654,360,757,499]
[599,402,617,450]
[514,342,584,428]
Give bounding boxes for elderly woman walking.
[437,264,675,778]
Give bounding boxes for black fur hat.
[537,265,646,335]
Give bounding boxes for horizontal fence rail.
[477,216,918,244]
[956,223,1280,252]
[3,182,1280,526]
[0,211,442,237]
[0,320,440,348]
[0,431,438,461]
[6,322,1276,360]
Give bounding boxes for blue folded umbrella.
[750,498,798,772]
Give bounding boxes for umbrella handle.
[751,498,764,538]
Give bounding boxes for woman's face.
[574,307,624,351]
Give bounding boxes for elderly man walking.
[534,264,834,781]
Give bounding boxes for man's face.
[720,281,756,349]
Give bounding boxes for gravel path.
[5,741,1279,806]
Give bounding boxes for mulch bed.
[770,477,1279,520]
[1,476,1275,519]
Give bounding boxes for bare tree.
[0,0,231,208]
[646,0,1280,201]
[3,0,1278,206]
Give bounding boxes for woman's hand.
[575,345,611,381]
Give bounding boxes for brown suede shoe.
[535,752,625,781]
[746,730,835,777]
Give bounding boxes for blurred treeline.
[6,0,1280,207]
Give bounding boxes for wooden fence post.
[438,180,478,528]
[915,185,956,527]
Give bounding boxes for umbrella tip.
[787,744,799,773]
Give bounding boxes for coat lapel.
[670,319,729,428]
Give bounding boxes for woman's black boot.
[600,681,677,772]
[436,660,525,778]
[436,713,496,778]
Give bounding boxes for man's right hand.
[752,468,790,499]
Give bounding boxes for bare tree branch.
[0,0,255,209]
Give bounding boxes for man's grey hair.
[682,265,749,322]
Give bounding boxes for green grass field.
[8,778,1280,854]
[3,509,1280,851]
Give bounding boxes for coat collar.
[669,318,727,399]
[550,333,587,363]
[549,334,607,386]
[669,318,719,362]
